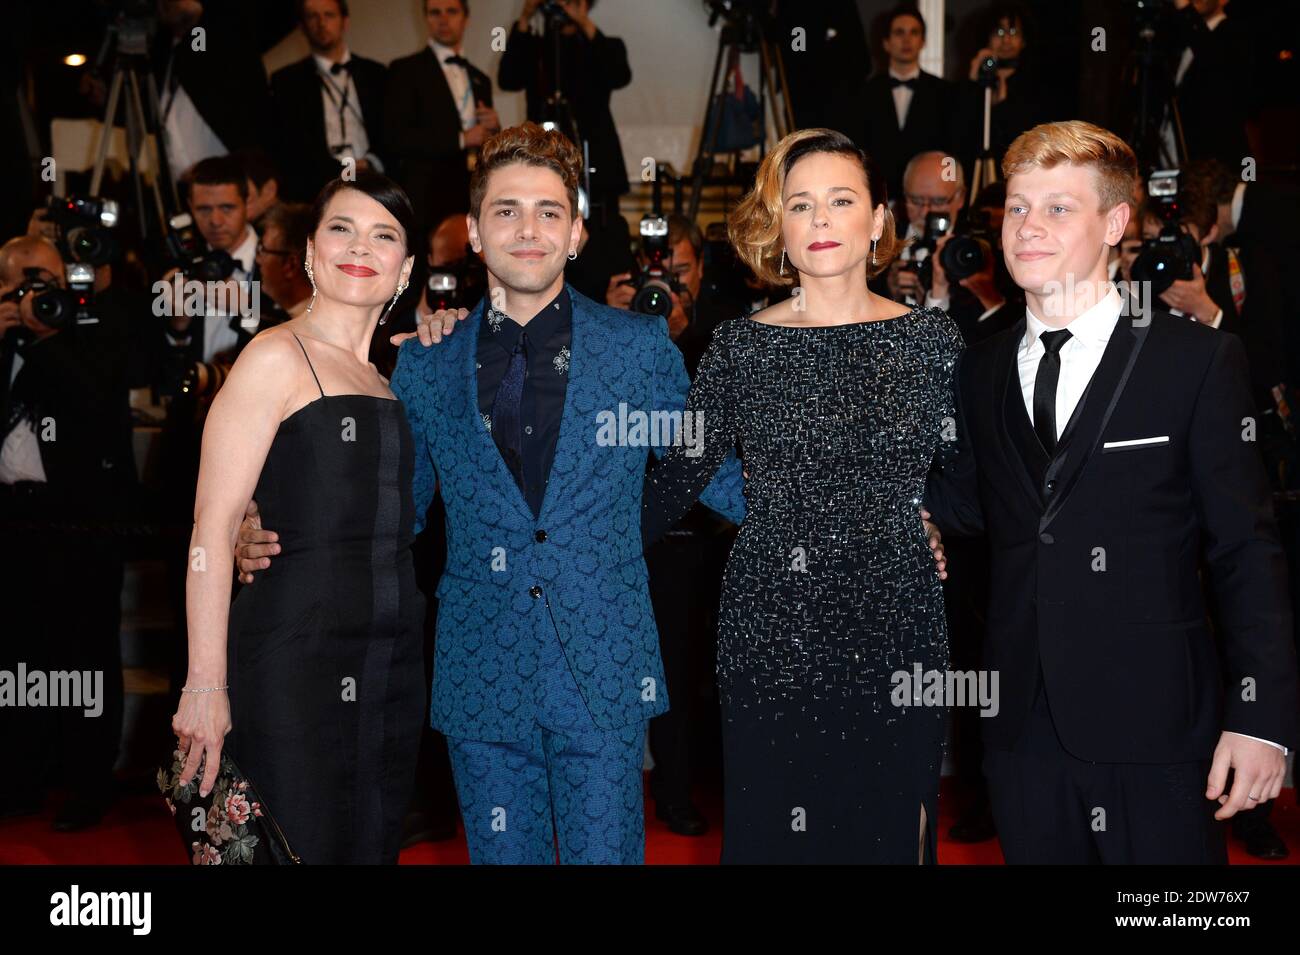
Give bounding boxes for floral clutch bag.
[157,749,301,865]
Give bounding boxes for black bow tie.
[330,60,351,75]
[443,54,470,68]
[890,76,917,89]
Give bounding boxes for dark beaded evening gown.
[223,335,426,864]
[644,307,962,864]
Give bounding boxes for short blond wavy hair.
[728,128,903,286]
[1002,120,1139,212]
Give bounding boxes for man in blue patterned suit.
[238,122,744,863]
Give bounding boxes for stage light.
[64,54,87,67]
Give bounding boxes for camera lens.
[632,282,673,317]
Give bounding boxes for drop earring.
[779,249,787,275]
[379,281,408,326]
[870,237,878,268]
[304,254,317,314]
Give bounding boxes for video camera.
[1131,169,1200,296]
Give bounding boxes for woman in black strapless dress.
[171,173,424,864]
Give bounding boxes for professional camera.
[0,263,98,338]
[164,212,236,282]
[44,194,119,266]
[976,54,1018,87]
[904,211,953,290]
[620,215,684,318]
[425,252,487,312]
[938,208,996,283]
[1131,169,1200,296]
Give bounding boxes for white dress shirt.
[428,38,476,144]
[199,225,259,362]
[1021,287,1285,754]
[313,49,378,169]
[888,65,921,129]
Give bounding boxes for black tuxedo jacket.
[838,70,957,202]
[270,54,389,202]
[926,307,1298,762]
[384,47,493,232]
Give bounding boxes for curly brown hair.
[468,122,584,221]
[728,128,903,287]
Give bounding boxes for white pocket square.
[1103,435,1170,450]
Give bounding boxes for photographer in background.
[961,3,1051,165]
[885,150,964,306]
[501,0,631,230]
[607,213,741,835]
[1137,177,1237,332]
[254,202,314,322]
[928,181,1019,344]
[0,235,131,831]
[234,147,282,229]
[162,155,262,371]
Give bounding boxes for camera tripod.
[86,10,178,240]
[686,9,794,222]
[1125,3,1187,171]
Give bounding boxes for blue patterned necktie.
[491,329,528,489]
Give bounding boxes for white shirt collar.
[1231,181,1247,232]
[1023,287,1123,353]
[312,48,351,76]
[428,38,462,63]
[231,225,258,274]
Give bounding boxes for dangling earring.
[779,249,787,275]
[379,281,408,326]
[567,248,578,261]
[304,254,317,314]
[870,237,878,268]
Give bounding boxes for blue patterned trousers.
[446,621,647,864]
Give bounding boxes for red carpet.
[3,779,1296,865]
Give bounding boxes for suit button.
[535,529,547,543]
[1039,533,1054,545]
[1045,480,1057,494]
[529,585,542,598]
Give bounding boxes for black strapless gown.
[225,394,426,864]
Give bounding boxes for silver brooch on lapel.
[486,308,504,333]
[553,345,570,375]
[481,412,492,432]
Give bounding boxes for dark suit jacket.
[270,54,389,202]
[384,46,493,233]
[1165,7,1253,166]
[152,4,271,168]
[498,24,631,202]
[926,307,1299,762]
[1,331,134,516]
[838,71,958,203]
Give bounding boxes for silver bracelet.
[181,684,229,693]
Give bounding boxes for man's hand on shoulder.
[389,304,470,348]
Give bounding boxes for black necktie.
[491,328,527,491]
[444,55,469,68]
[1033,329,1072,455]
[330,60,351,75]
[890,76,917,89]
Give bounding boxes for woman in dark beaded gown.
[644,130,962,864]
[170,174,425,864]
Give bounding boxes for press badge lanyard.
[318,67,365,140]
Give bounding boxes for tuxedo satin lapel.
[537,286,591,525]
[992,318,1042,505]
[460,297,534,525]
[1040,313,1149,531]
